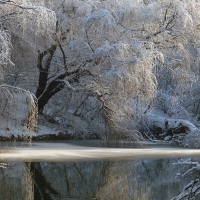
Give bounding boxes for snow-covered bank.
[142,110,200,148]
[0,113,102,141]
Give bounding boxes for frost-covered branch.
[0,30,12,66]
[146,4,178,39]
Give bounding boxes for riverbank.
[0,114,101,141]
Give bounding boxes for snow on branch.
[0,30,11,66]
[82,8,117,32]
[0,0,56,43]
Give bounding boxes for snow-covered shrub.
[155,90,190,119]
[0,85,37,137]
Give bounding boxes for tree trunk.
[35,44,81,113]
[35,70,49,98]
[37,82,65,112]
[37,72,67,112]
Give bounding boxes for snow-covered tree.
[2,0,200,140]
[0,0,56,136]
[29,0,164,139]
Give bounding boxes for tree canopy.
[1,0,200,140]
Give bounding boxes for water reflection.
[28,162,61,200]
[0,158,199,200]
[1,141,200,199]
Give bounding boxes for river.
[0,140,200,200]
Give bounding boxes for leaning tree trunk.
[35,40,86,113]
[35,45,65,113]
[35,45,56,98]
[37,73,66,112]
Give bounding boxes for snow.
[0,85,37,137]
[141,108,200,148]
[35,115,63,136]
[148,112,198,133]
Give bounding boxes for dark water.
[0,140,200,200]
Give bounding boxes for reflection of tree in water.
[0,162,32,200]
[27,161,106,199]
[90,159,198,200]
[0,159,196,200]
[27,162,61,200]
[28,161,136,199]
[94,161,131,200]
[24,160,178,200]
